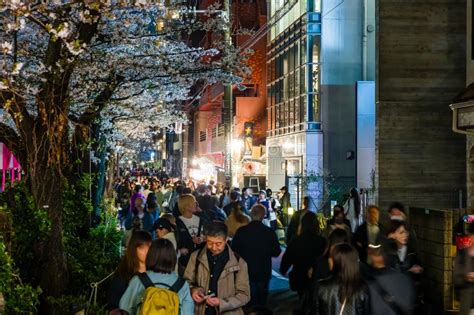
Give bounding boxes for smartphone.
[203,293,216,299]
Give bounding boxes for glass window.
[284,75,290,101]
[295,43,300,68]
[300,66,306,94]
[289,99,295,127]
[289,72,294,98]
[267,62,272,83]
[312,93,319,122]
[307,64,313,94]
[311,34,320,64]
[300,97,306,123]
[283,51,289,74]
[295,96,300,125]
[268,107,272,132]
[295,69,300,96]
[300,37,306,65]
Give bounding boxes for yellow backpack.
[137,273,185,315]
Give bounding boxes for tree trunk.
[30,166,68,313]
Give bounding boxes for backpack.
[138,272,186,315]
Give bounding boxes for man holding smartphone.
[184,221,250,315]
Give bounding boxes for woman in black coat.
[280,211,327,298]
[308,243,371,315]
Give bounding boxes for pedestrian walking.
[232,204,281,308]
[306,243,370,315]
[129,184,145,214]
[107,231,152,314]
[454,223,474,315]
[119,239,194,315]
[387,202,418,254]
[242,187,257,214]
[366,243,415,315]
[184,221,250,315]
[286,196,310,245]
[123,198,154,244]
[176,194,206,270]
[353,205,384,264]
[343,188,362,233]
[280,212,327,298]
[278,186,291,225]
[325,204,352,240]
[256,190,275,229]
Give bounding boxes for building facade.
[450,0,474,207]
[266,0,373,209]
[377,0,466,210]
[186,0,268,186]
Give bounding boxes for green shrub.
[0,178,122,313]
[0,240,41,314]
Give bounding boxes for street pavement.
[267,250,299,315]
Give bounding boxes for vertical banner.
[244,122,254,157]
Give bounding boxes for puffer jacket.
[308,276,371,315]
[184,246,250,315]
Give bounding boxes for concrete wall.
[376,0,467,209]
[468,0,473,84]
[321,0,364,190]
[466,0,474,207]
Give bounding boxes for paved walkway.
[267,251,298,315]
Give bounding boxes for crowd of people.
[108,175,427,315]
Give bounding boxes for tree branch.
[76,74,124,124]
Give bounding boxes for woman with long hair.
[107,231,152,314]
[119,239,194,315]
[309,243,370,314]
[280,212,327,298]
[344,188,362,233]
[226,201,251,238]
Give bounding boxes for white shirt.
[179,215,200,237]
[398,245,408,262]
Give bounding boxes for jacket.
[184,245,250,315]
[309,276,371,315]
[232,221,281,281]
[280,232,327,293]
[367,267,415,315]
[353,222,384,263]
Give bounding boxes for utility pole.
[223,0,233,184]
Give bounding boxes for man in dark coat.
[232,204,281,307]
[353,205,384,263]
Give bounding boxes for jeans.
[249,280,270,307]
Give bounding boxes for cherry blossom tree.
[0,0,249,301]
